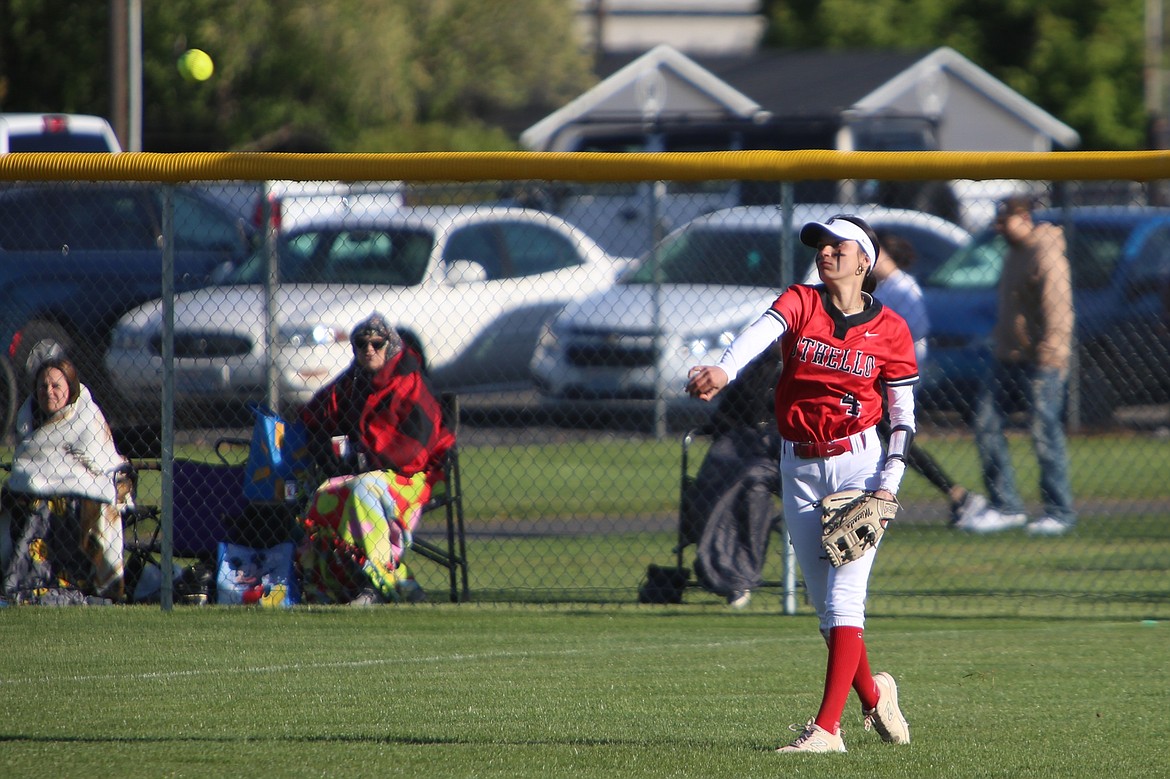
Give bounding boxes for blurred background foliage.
[0,0,593,151]
[764,0,1149,151]
[0,0,1154,151]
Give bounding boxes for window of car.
[238,227,433,285]
[925,219,1137,292]
[1,114,121,153]
[498,222,584,277]
[324,228,432,285]
[1124,224,1170,290]
[925,232,1005,290]
[443,225,507,279]
[170,191,248,253]
[0,189,156,251]
[0,186,249,256]
[880,222,964,280]
[66,189,157,250]
[625,227,803,287]
[624,217,964,289]
[1067,227,1126,290]
[314,231,388,282]
[6,134,113,152]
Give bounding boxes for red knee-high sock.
[853,635,879,710]
[814,626,865,734]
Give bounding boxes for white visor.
[799,218,877,264]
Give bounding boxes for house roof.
[522,44,1080,151]
[520,45,764,150]
[857,47,1080,148]
[600,48,927,119]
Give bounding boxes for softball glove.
[819,489,898,567]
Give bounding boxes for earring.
[855,264,865,275]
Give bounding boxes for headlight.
[110,328,151,352]
[279,324,344,348]
[680,329,737,359]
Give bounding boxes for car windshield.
[7,135,114,152]
[228,227,435,285]
[923,232,1007,290]
[925,221,1132,291]
[623,227,812,287]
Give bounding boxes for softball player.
[686,215,915,753]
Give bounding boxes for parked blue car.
[918,206,1170,425]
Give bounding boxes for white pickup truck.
[0,113,121,153]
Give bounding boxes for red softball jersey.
[770,284,918,443]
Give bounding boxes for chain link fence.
[0,151,1167,616]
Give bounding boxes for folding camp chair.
[213,393,469,603]
[405,393,469,602]
[122,440,297,602]
[639,427,797,612]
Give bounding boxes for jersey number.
[840,392,862,418]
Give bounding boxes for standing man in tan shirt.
[954,196,1077,536]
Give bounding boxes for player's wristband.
[879,457,906,496]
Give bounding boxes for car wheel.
[0,356,18,439]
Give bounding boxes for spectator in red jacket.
[297,313,455,605]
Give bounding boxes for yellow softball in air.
[178,49,214,82]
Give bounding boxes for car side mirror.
[446,260,487,284]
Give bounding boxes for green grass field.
[0,607,1165,778]
[1,431,1167,775]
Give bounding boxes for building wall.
[575,0,765,56]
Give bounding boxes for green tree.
[0,0,111,115]
[763,0,1149,149]
[4,0,1148,151]
[0,0,594,152]
[146,0,595,151]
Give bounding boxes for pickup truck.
[0,183,257,433]
[0,112,122,154]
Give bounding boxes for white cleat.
[864,671,910,744]
[776,720,846,753]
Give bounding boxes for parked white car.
[530,204,970,410]
[105,206,633,413]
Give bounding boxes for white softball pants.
[780,426,884,632]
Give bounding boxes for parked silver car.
[106,206,633,414]
[530,204,970,411]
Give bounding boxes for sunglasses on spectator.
[354,338,387,351]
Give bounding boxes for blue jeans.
[972,358,1076,525]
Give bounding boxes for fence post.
[779,182,798,615]
[159,184,176,611]
[262,180,280,413]
[650,179,668,439]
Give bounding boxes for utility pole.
[109,0,142,151]
[1146,0,1167,202]
[110,0,127,149]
